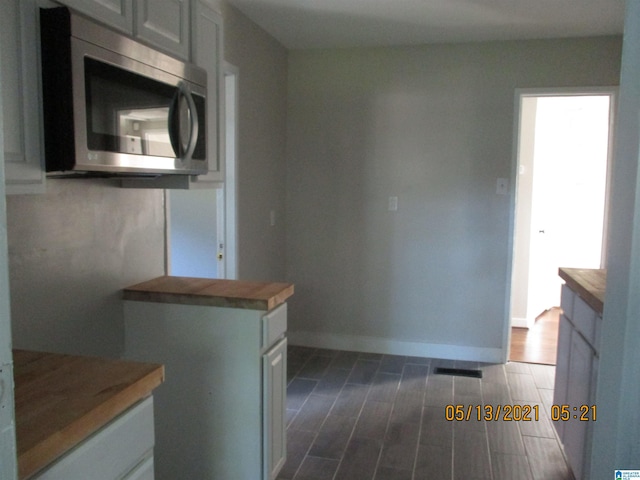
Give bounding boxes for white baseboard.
[287,331,504,364]
[511,317,530,328]
[511,316,537,329]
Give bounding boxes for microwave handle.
[168,83,199,160]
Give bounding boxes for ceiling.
[224,0,625,49]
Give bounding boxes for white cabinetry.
[33,397,156,480]
[54,0,134,33]
[263,336,287,479]
[189,0,223,184]
[123,300,288,480]
[135,0,190,60]
[553,283,601,480]
[1,0,46,194]
[56,0,189,59]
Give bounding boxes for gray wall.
[285,37,622,361]
[220,2,288,281]
[7,180,165,357]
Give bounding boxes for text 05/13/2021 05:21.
[444,404,597,422]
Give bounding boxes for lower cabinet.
[553,284,600,480]
[33,397,155,480]
[123,300,288,480]
[263,337,287,479]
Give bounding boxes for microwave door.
[41,7,208,176]
[168,83,200,161]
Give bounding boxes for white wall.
[6,180,165,357]
[591,0,640,475]
[219,2,288,281]
[285,37,622,361]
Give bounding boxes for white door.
[168,188,221,278]
[511,91,614,328]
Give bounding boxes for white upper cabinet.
[190,0,223,184]
[1,0,46,194]
[55,0,134,33]
[135,0,190,60]
[56,0,189,59]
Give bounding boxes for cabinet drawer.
[560,284,574,319]
[262,303,287,349]
[573,294,598,350]
[34,397,155,480]
[123,454,154,480]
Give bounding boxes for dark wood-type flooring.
[509,308,561,365]
[280,346,573,480]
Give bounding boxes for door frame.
[502,86,618,362]
[223,62,239,279]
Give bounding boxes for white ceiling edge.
[224,0,625,49]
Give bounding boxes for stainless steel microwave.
[40,7,208,177]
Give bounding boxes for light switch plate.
[388,196,398,211]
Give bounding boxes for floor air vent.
[434,367,483,379]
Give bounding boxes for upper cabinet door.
[190,0,223,184]
[135,0,190,60]
[56,0,134,33]
[1,0,45,194]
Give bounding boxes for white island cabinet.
[122,276,293,480]
[553,268,605,480]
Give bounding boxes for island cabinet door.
[564,331,596,480]
[263,336,287,480]
[552,313,573,439]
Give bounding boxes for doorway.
[509,89,616,363]
[166,63,239,279]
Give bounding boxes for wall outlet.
[388,196,398,212]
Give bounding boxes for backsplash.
[6,179,165,357]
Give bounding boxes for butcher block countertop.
[558,267,606,314]
[123,276,294,311]
[14,350,164,479]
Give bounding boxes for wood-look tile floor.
[510,308,561,365]
[280,346,574,480]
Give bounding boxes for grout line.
[329,358,381,480]
[410,366,430,480]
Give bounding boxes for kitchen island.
[554,267,605,480]
[558,267,605,314]
[122,276,294,480]
[14,350,164,479]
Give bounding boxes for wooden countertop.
[123,276,294,311]
[14,350,164,479]
[558,268,606,314]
